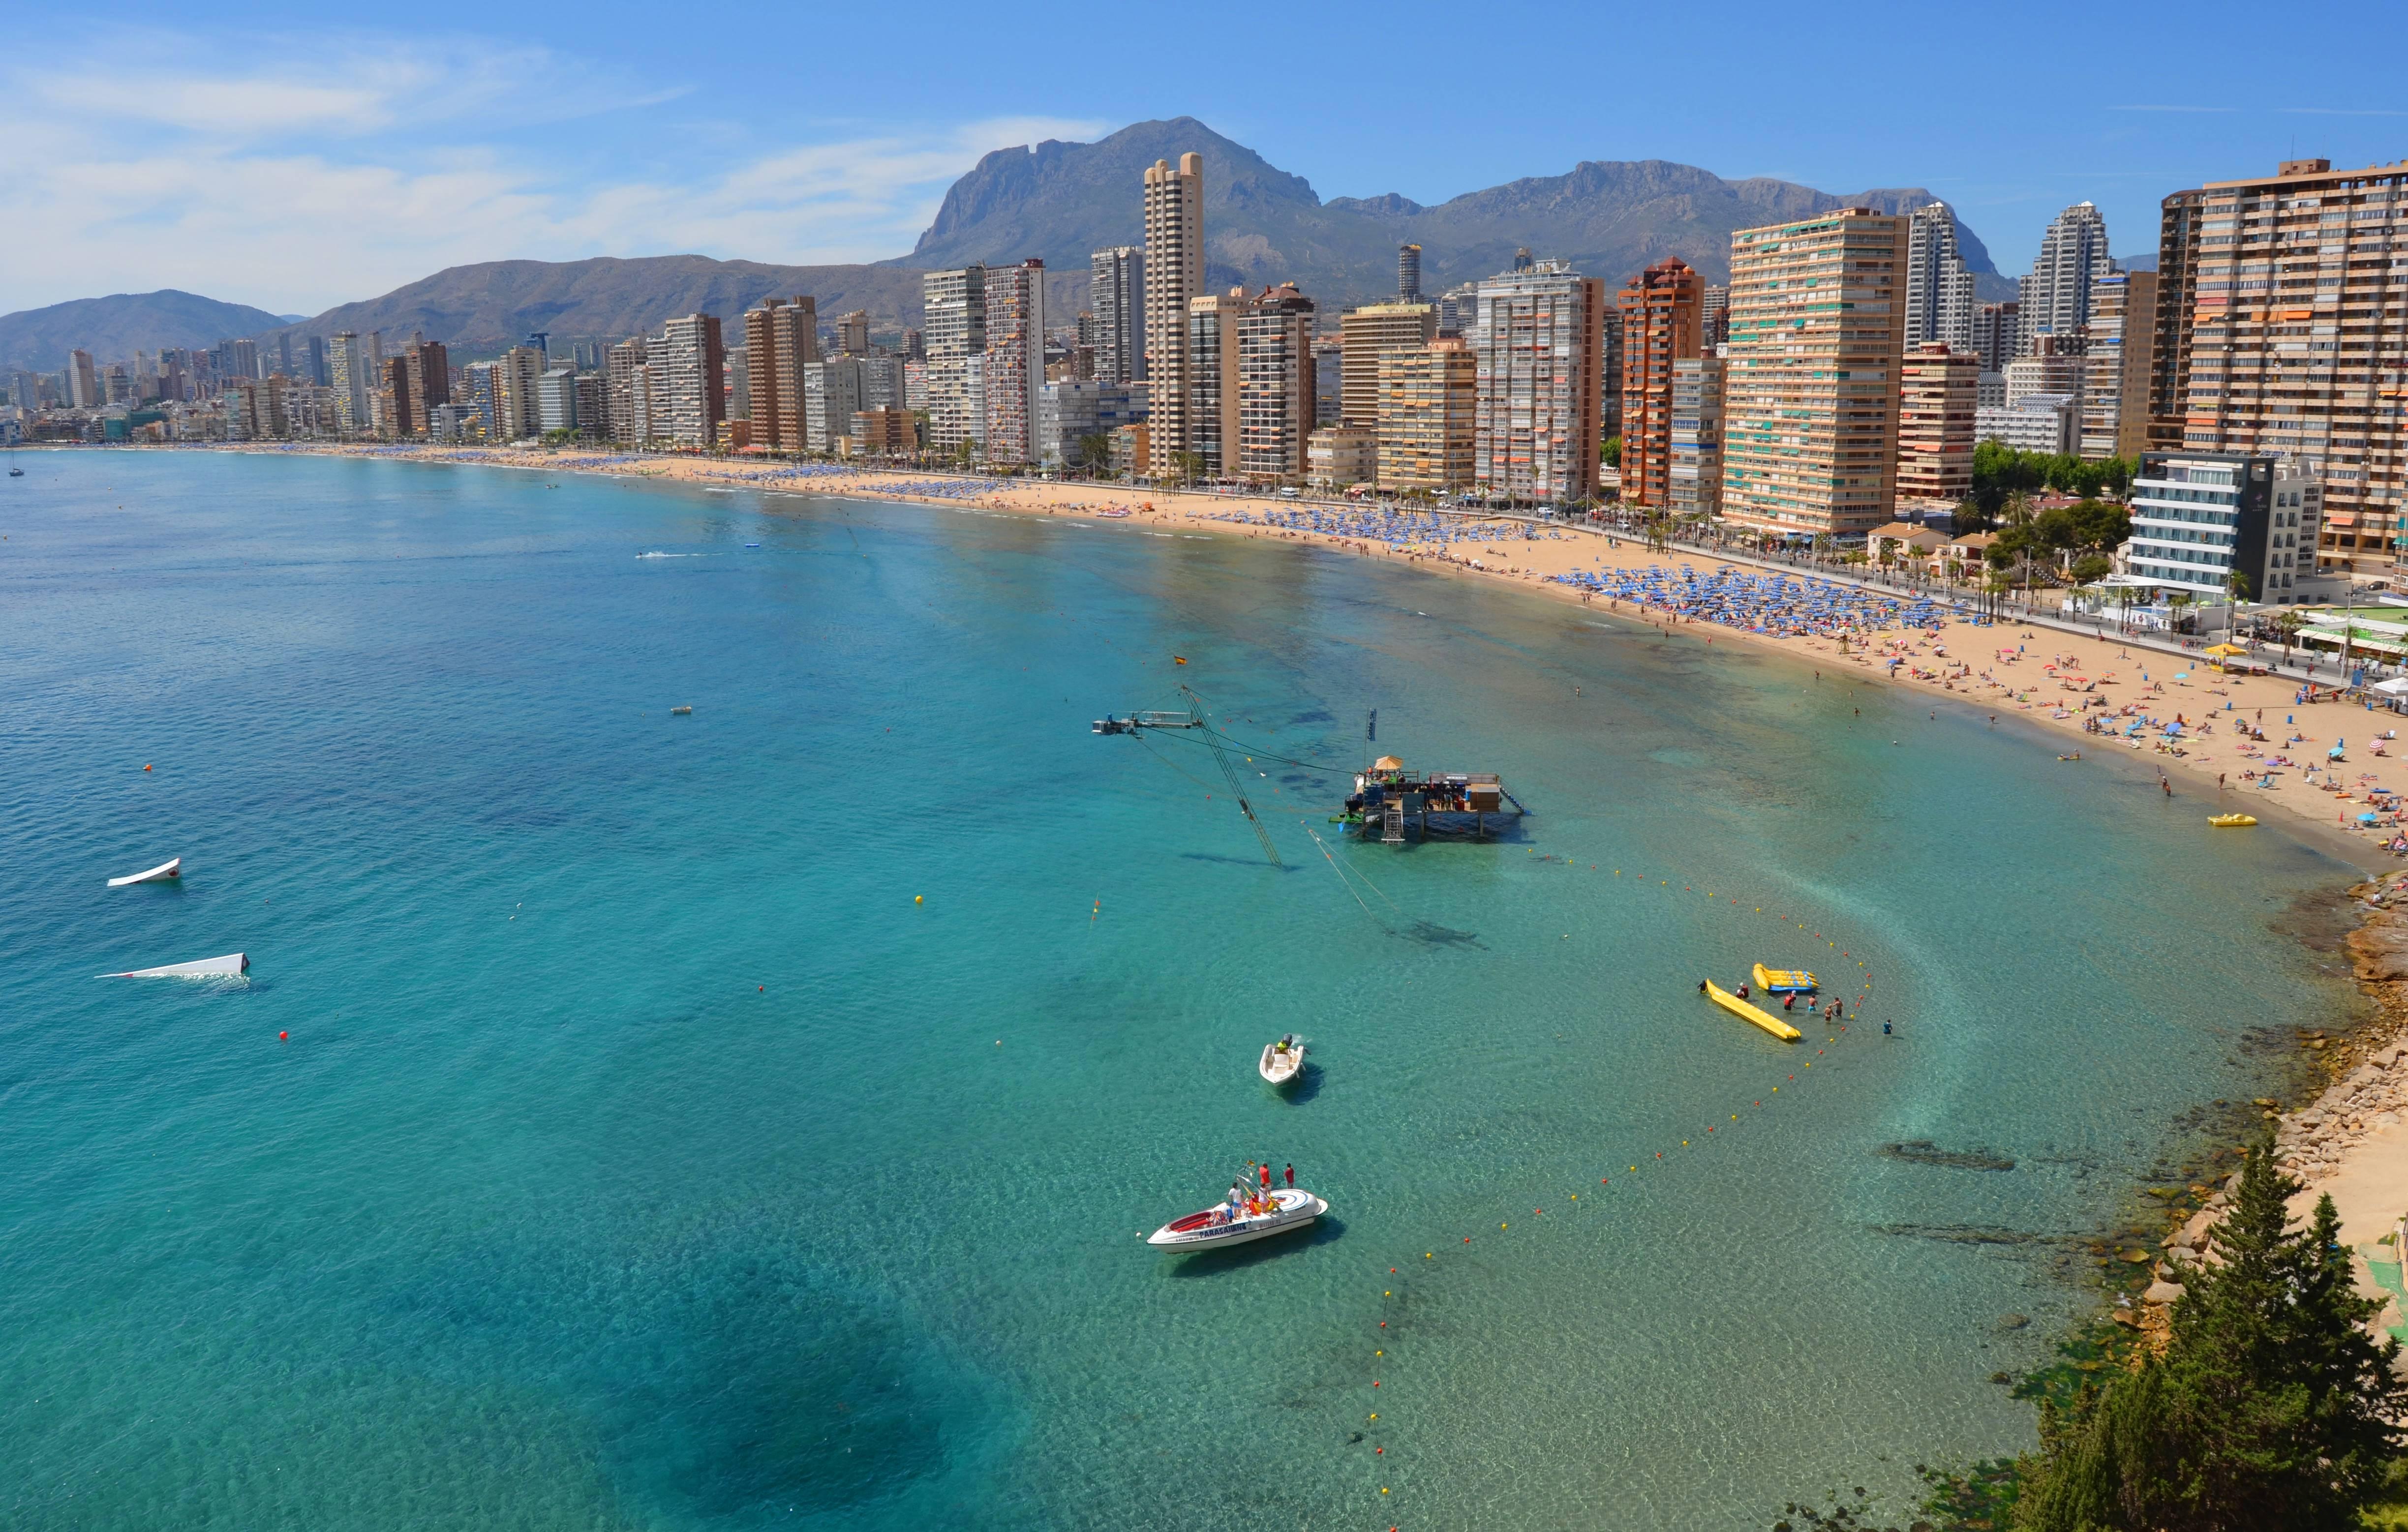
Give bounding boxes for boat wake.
[635,551,699,559]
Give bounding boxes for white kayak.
[107,857,182,887]
[1147,1186,1328,1250]
[98,953,248,979]
[1260,1033,1306,1085]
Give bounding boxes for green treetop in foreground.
[1781,1133,2406,1532]
[2014,1136,2405,1531]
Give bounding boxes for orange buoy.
[277,1031,287,1041]
[143,764,152,771]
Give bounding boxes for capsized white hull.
[1147,1187,1327,1250]
[99,952,247,978]
[107,857,182,887]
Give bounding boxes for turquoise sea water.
[0,451,2362,1530]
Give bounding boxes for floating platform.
[1338,759,1525,844]
[1704,981,1801,1042]
[1751,963,1816,994]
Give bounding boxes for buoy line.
[1342,859,1888,1524]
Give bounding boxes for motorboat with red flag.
[1147,1179,1328,1251]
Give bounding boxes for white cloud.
[0,30,1107,314]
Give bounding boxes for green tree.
[2014,1135,2405,1532]
[1074,432,1113,473]
[1602,436,1622,468]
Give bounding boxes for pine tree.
[2015,1134,2406,1531]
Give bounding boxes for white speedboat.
[107,857,182,887]
[1147,1185,1328,1251]
[1259,1033,1305,1085]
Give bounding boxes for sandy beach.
[239,441,2408,868]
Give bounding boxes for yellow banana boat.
[1751,963,1817,993]
[2208,813,2257,828]
[1705,981,1802,1042]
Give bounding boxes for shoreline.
[191,441,2403,869]
[169,441,2408,1327]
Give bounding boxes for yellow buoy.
[914,895,924,903]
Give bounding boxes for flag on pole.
[1367,709,1377,742]
[1174,656,1188,665]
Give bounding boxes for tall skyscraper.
[804,359,864,451]
[1376,337,1476,493]
[652,314,726,448]
[743,297,819,451]
[1398,244,1423,302]
[983,259,1047,465]
[836,309,870,357]
[1903,203,1977,352]
[492,345,547,441]
[305,334,328,388]
[1894,343,1981,505]
[402,340,449,438]
[923,266,988,452]
[1142,152,1204,478]
[326,332,367,433]
[1088,246,1145,386]
[1236,284,1316,482]
[1722,208,1908,537]
[1615,257,1703,509]
[67,350,97,408]
[1668,357,1726,522]
[1185,289,1245,478]
[2079,270,2158,461]
[607,337,648,444]
[1340,302,1437,428]
[2143,188,2208,459]
[1472,261,1606,504]
[2149,158,2408,574]
[1970,301,2022,375]
[2020,202,2110,355]
[1700,285,1731,352]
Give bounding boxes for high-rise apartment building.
[923,266,987,452]
[68,350,97,408]
[403,340,449,438]
[1036,381,1148,466]
[1376,337,1476,493]
[2151,159,2408,573]
[1142,152,1205,478]
[1669,357,1726,522]
[538,368,579,434]
[1616,257,1703,508]
[1700,285,1731,353]
[1472,261,1606,504]
[1236,284,1317,482]
[491,345,547,442]
[574,374,606,443]
[2005,348,2085,408]
[2021,202,2110,355]
[1185,290,1245,479]
[1340,302,1437,428]
[652,314,726,448]
[1597,306,1624,438]
[804,359,863,451]
[743,296,820,451]
[2128,451,2334,602]
[1088,247,1144,387]
[1903,203,1977,352]
[606,337,648,444]
[2079,270,2158,461]
[1398,244,1423,302]
[726,345,750,423]
[326,332,367,433]
[1894,343,1981,506]
[836,309,870,356]
[2144,188,2209,458]
[377,357,412,439]
[1721,208,1908,537]
[983,259,1047,465]
[1970,301,2022,375]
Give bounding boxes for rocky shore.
[2131,869,2408,1337]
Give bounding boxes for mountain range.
[8,118,2020,366]
[0,290,290,375]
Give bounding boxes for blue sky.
[4,0,2404,316]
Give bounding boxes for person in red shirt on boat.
[1260,1163,1272,1192]
[1284,1164,1294,1188]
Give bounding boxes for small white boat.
[107,857,182,887]
[99,952,247,978]
[1259,1033,1306,1086]
[1147,1185,1328,1251]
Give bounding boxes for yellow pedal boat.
[2208,813,2257,828]
[1751,963,1816,994]
[1704,981,1802,1042]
